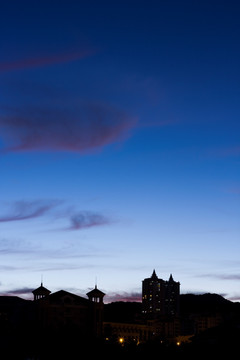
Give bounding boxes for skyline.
[0,0,239,302]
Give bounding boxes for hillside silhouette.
[0,292,239,358]
[104,293,240,322]
[104,300,142,322]
[180,293,237,313]
[103,293,240,357]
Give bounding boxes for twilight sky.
[0,0,239,302]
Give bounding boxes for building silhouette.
[2,270,238,357]
[31,282,105,340]
[87,286,105,338]
[103,270,181,344]
[142,270,180,318]
[32,282,51,300]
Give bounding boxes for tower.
[164,274,180,316]
[87,285,105,304]
[32,282,51,301]
[86,285,105,338]
[142,270,180,318]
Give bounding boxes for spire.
[151,269,158,280]
[169,273,174,281]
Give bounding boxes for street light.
[119,337,124,345]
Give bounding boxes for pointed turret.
[87,285,105,303]
[151,269,158,280]
[32,282,51,301]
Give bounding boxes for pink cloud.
[0,49,95,72]
[0,103,138,153]
[105,291,142,303]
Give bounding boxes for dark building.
[142,270,180,318]
[32,282,51,300]
[87,286,105,338]
[0,283,106,357]
[103,271,181,344]
[32,283,105,340]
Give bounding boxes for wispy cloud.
[105,291,142,303]
[0,49,95,73]
[0,237,108,277]
[0,265,17,271]
[0,102,137,153]
[67,211,113,231]
[197,273,240,281]
[0,287,35,299]
[0,238,37,256]
[0,200,114,233]
[0,200,59,223]
[227,294,240,302]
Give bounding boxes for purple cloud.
[67,211,112,231]
[0,103,137,153]
[0,200,114,232]
[0,287,35,300]
[0,49,95,72]
[0,200,58,223]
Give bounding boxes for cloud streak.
[0,49,95,72]
[0,103,137,153]
[198,273,240,281]
[67,211,112,231]
[0,200,58,223]
[105,291,142,303]
[0,200,114,233]
[0,287,35,298]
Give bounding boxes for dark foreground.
[1,324,240,360]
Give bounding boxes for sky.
[0,0,239,303]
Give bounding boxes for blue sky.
[0,0,239,302]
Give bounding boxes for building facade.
[32,283,105,340]
[104,321,154,344]
[142,270,180,318]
